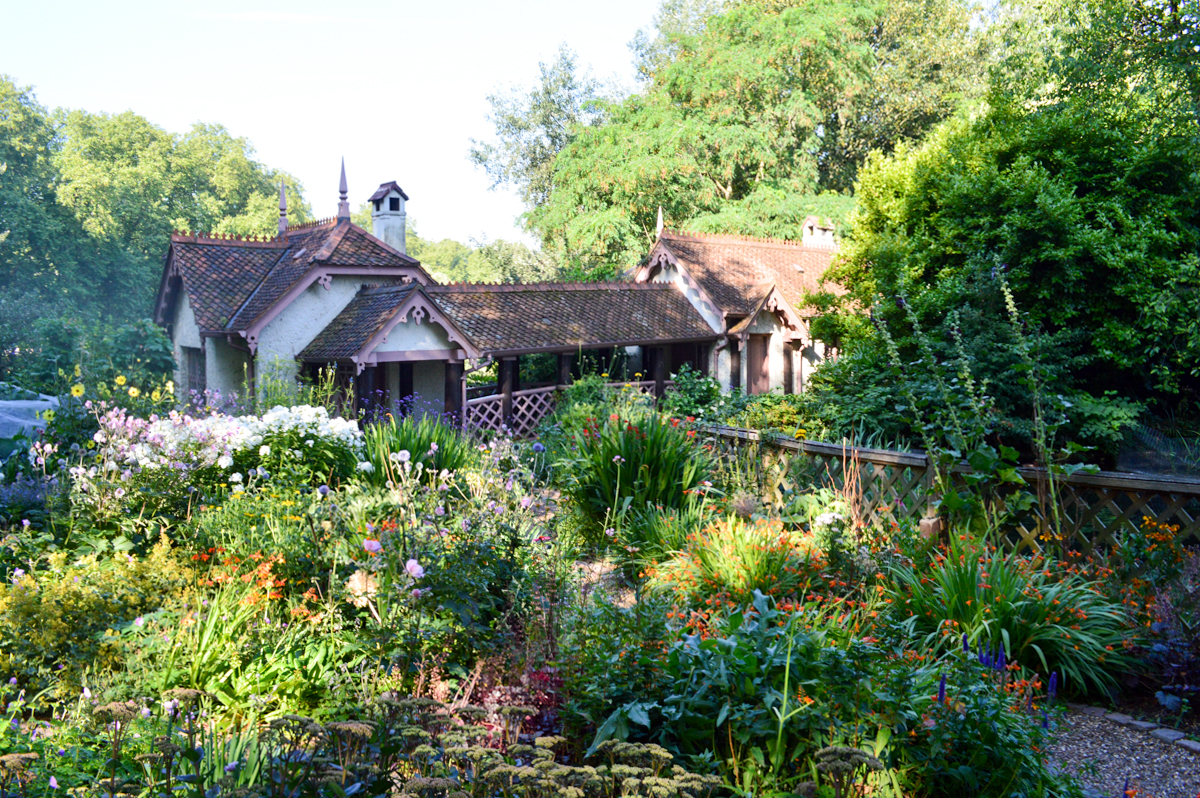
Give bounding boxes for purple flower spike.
[937,674,946,704]
[995,647,1006,671]
[1041,711,1048,729]
[962,633,969,654]
[1048,671,1058,700]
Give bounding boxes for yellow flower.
[165,380,174,392]
[128,387,140,398]
[74,364,82,378]
[151,390,162,402]
[97,382,107,393]
[115,375,127,386]
[70,384,85,398]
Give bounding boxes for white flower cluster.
[120,405,362,471]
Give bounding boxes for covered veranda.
[296,281,720,434]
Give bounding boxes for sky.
[2,0,659,247]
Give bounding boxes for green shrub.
[624,492,717,566]
[361,413,475,484]
[557,589,673,745]
[592,592,1074,797]
[558,413,712,548]
[0,540,193,701]
[661,364,721,420]
[649,516,814,605]
[891,548,1135,696]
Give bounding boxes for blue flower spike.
[937,674,946,704]
[1048,671,1058,700]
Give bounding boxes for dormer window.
[389,197,401,212]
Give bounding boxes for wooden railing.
[701,424,1200,551]
[463,380,675,436]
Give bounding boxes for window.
[389,197,400,212]
[184,347,206,394]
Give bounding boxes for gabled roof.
[641,229,843,318]
[155,218,432,338]
[298,284,422,360]
[426,282,717,356]
[368,181,409,202]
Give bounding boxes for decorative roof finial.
[278,181,288,237]
[337,158,351,220]
[656,206,664,237]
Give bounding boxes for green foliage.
[660,364,721,420]
[0,541,192,701]
[486,0,986,274]
[558,413,712,548]
[469,44,605,212]
[828,95,1200,407]
[594,592,1071,796]
[0,74,310,383]
[650,516,814,605]
[557,589,674,743]
[361,414,476,483]
[891,548,1136,696]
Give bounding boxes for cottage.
[153,165,841,430]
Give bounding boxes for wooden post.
[783,341,795,395]
[652,345,668,399]
[444,360,464,425]
[729,339,741,391]
[557,352,574,387]
[499,357,518,428]
[399,362,414,414]
[357,365,378,419]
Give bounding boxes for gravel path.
[1049,711,1200,798]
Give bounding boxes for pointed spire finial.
[656,206,664,237]
[278,181,289,237]
[337,158,351,220]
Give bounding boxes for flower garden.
[0,373,1198,798]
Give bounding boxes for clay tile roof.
[425,282,715,355]
[368,181,409,202]
[656,229,843,316]
[169,233,291,331]
[298,284,418,360]
[225,224,341,331]
[168,219,429,335]
[325,224,420,268]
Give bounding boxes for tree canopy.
[472,0,990,275]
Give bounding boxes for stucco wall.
[171,293,202,401]
[255,276,365,382]
[412,361,445,416]
[206,337,251,401]
[372,316,454,352]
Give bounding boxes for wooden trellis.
[702,425,1200,551]
[510,387,559,437]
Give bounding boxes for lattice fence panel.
[702,425,1200,551]
[511,389,558,437]
[465,394,504,433]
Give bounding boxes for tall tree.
[468,45,605,213]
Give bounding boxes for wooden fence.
[464,380,672,437]
[702,425,1200,552]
